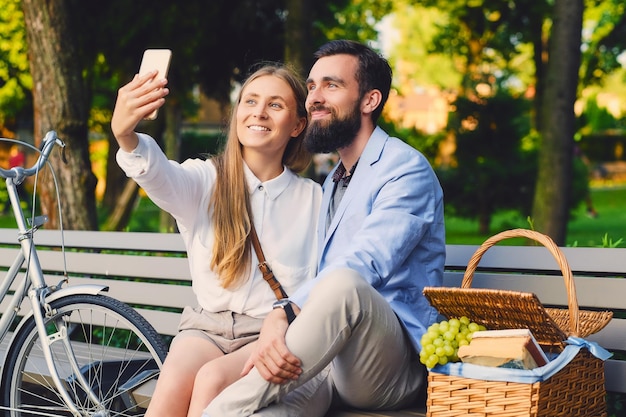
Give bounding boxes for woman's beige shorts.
[174,306,264,354]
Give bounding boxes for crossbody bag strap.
[250,223,288,300]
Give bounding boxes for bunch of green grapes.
[419,316,487,369]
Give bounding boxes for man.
[204,39,445,416]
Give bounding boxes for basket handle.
[461,228,579,336]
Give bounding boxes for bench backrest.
[1,229,625,393]
[0,228,191,338]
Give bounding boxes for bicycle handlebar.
[0,131,65,183]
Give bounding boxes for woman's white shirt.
[116,133,321,318]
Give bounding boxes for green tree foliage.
[78,0,356,230]
[383,3,461,92]
[322,0,393,42]
[0,0,30,134]
[394,0,625,242]
[3,0,366,230]
[437,92,536,234]
[580,0,626,86]
[73,0,355,106]
[413,0,550,100]
[579,95,622,133]
[6,0,625,233]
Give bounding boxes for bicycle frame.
[0,131,110,416]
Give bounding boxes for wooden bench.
[1,228,625,416]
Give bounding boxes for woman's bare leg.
[146,336,223,417]
[187,342,257,417]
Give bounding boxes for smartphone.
[138,49,172,120]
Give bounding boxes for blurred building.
[384,87,452,134]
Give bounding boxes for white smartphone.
[138,49,172,120]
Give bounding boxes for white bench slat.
[29,229,187,252]
[587,319,626,350]
[62,277,192,310]
[444,272,626,310]
[41,251,191,281]
[446,244,626,275]
[605,360,626,394]
[0,247,191,282]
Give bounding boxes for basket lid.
[423,287,568,346]
[431,229,613,345]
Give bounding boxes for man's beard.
[303,103,361,154]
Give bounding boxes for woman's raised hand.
[111,71,169,151]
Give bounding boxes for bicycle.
[0,131,169,417]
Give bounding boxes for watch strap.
[274,299,296,324]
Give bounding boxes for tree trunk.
[478,211,491,236]
[285,0,313,74]
[102,130,127,212]
[531,0,583,245]
[157,98,181,233]
[531,15,547,132]
[100,179,139,231]
[22,0,98,230]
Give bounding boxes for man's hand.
[241,307,302,384]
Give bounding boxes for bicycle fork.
[28,287,109,417]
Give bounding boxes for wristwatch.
[272,299,296,325]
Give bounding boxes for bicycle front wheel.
[2,293,169,417]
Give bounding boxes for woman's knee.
[193,361,231,395]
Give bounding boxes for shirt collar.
[243,162,293,200]
[332,159,359,184]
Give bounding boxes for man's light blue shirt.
[290,126,445,352]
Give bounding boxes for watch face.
[272,299,296,324]
[273,299,289,308]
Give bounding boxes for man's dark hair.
[313,40,392,123]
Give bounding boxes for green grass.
[566,186,626,247]
[445,186,626,247]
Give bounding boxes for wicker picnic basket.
[423,228,613,417]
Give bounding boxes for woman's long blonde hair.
[210,64,311,289]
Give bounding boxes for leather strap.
[250,223,288,300]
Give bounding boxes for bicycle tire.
[2,293,169,417]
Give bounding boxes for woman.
[111,63,321,417]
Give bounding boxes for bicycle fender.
[44,284,110,303]
[8,284,110,348]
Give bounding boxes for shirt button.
[258,185,264,191]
